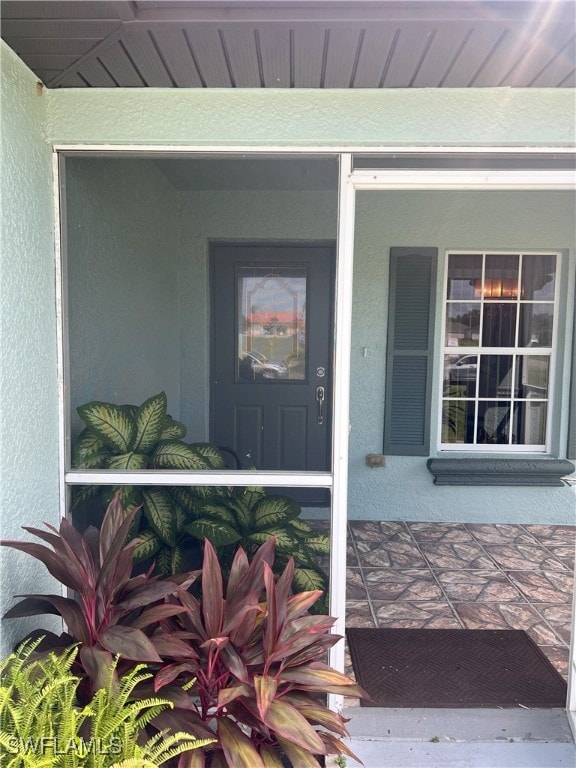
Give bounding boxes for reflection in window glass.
[518,304,554,347]
[484,254,519,299]
[517,402,547,445]
[478,355,513,398]
[515,356,549,399]
[477,401,515,444]
[522,254,556,300]
[446,254,482,300]
[442,399,473,443]
[444,354,477,396]
[237,268,306,382]
[482,304,517,347]
[442,252,557,450]
[445,303,480,347]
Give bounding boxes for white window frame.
[439,249,561,453]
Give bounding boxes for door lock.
[316,386,325,424]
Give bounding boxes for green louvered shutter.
[384,247,438,456]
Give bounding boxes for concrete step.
[335,708,575,768]
[342,740,576,767]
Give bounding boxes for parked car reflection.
[239,350,288,380]
[449,355,478,383]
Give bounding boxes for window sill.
[426,458,575,486]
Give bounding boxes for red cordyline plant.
[2,497,367,767]
[152,538,367,768]
[0,494,195,693]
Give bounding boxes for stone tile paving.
[344,521,575,679]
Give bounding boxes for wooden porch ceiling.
[1,1,575,89]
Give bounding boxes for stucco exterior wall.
[350,190,576,523]
[0,44,60,652]
[46,88,575,147]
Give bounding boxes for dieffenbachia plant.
[71,392,330,605]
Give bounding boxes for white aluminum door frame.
[55,146,575,719]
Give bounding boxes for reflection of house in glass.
[446,319,479,347]
[237,271,307,380]
[247,310,305,337]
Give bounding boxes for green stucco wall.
[66,158,181,433]
[0,44,60,652]
[350,190,576,523]
[46,87,575,147]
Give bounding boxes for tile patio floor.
[342,521,575,680]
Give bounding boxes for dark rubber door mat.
[346,628,567,708]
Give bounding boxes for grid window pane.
[478,355,513,398]
[441,252,556,450]
[442,400,474,444]
[515,356,549,399]
[518,304,554,347]
[482,304,517,347]
[484,254,519,300]
[445,303,480,347]
[522,254,556,301]
[447,254,482,300]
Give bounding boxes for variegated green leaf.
[70,484,101,511]
[192,443,226,469]
[142,488,176,546]
[170,486,201,514]
[165,544,184,574]
[112,485,143,514]
[238,485,266,509]
[107,451,147,470]
[228,498,252,529]
[133,391,167,453]
[249,528,297,553]
[174,505,187,532]
[155,547,173,576]
[160,415,187,440]
[151,441,212,470]
[287,518,313,534]
[71,428,108,468]
[131,529,162,562]
[172,485,227,511]
[303,533,330,556]
[292,567,328,594]
[184,519,241,547]
[77,401,136,453]
[252,495,301,530]
[285,546,318,569]
[196,502,238,528]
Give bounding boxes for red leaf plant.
[0,493,195,695]
[2,495,367,766]
[152,538,367,768]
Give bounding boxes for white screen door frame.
[56,145,575,719]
